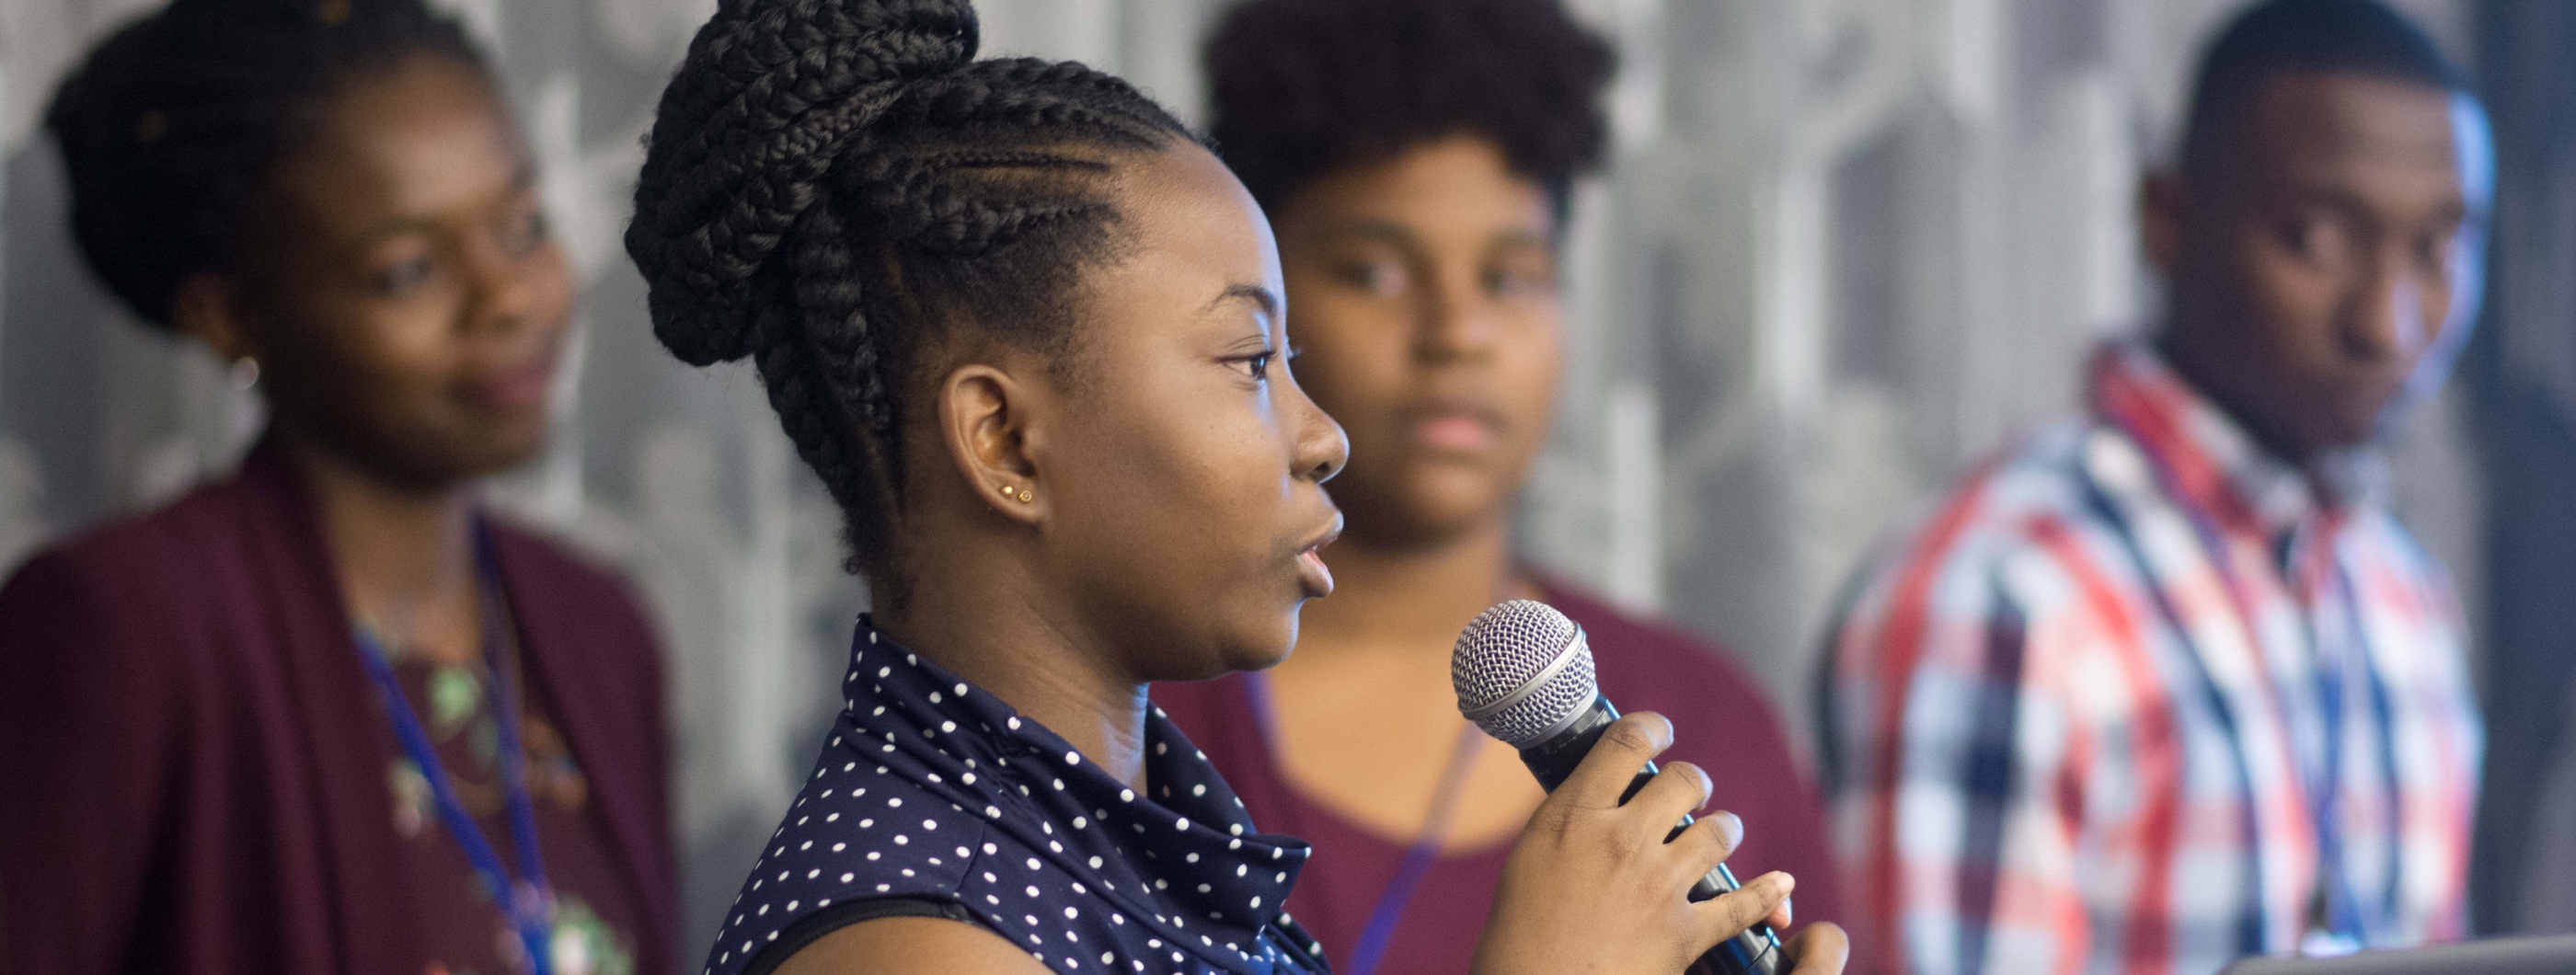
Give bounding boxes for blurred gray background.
[6,0,2572,961]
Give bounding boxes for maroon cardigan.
[0,438,676,975]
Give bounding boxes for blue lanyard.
[2326,556,2409,937]
[1242,672,1482,975]
[2094,418,2367,948]
[2291,526,2362,951]
[351,527,554,975]
[2276,527,2346,855]
[1347,722,1483,975]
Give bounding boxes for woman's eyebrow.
[1206,282,1282,319]
[1486,228,1553,254]
[352,162,544,243]
[1325,220,1419,248]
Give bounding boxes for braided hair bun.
[45,0,486,327]
[626,0,978,366]
[627,0,1190,578]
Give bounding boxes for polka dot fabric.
[706,617,1331,975]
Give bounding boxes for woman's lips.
[1415,412,1498,453]
[1293,518,1341,599]
[1296,548,1335,599]
[468,356,557,411]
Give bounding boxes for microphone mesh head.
[1453,600,1597,748]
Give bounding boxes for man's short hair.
[2182,0,2464,179]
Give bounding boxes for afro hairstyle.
[1203,0,1616,223]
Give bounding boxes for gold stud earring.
[1016,489,1034,503]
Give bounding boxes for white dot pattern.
[703,617,1325,975]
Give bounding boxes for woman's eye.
[1238,351,1276,382]
[1486,266,1555,300]
[1339,261,1407,298]
[376,255,436,296]
[500,207,552,258]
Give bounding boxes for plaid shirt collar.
[2086,338,2387,547]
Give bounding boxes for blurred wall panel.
[2467,0,2576,937]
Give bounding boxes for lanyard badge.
[353,525,557,975]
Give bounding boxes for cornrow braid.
[627,0,1190,582]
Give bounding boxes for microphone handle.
[1518,697,1786,975]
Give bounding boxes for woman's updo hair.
[45,0,488,327]
[626,0,1190,579]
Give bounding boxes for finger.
[1690,871,1794,949]
[1668,809,1743,881]
[1625,760,1713,832]
[1782,922,1849,975]
[1550,712,1673,809]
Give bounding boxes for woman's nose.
[1290,379,1350,484]
[464,238,553,336]
[1414,273,1500,366]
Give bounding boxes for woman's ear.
[169,273,260,365]
[938,362,1047,525]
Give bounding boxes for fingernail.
[1648,712,1673,746]
[1763,871,1795,897]
[1780,896,1795,927]
[1716,811,1744,850]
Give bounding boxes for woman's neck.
[874,578,1153,792]
[1294,516,1517,659]
[285,438,479,662]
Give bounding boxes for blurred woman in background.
[1151,1,1847,971]
[0,2,674,973]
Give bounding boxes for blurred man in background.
[1818,1,2490,973]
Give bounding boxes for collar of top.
[839,615,1315,967]
[2087,338,2387,546]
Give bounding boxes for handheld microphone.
[1453,600,1784,975]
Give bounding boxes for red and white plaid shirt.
[1821,339,2481,975]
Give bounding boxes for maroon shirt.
[383,635,653,975]
[1154,579,1846,975]
[0,436,677,975]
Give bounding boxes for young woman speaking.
[625,1,1849,972]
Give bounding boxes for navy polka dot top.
[706,617,1331,975]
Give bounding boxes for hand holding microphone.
[1458,601,1848,975]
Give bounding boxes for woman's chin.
[1200,622,1300,679]
[1337,478,1503,549]
[466,425,553,476]
[1230,645,1296,674]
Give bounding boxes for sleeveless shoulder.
[712,621,1327,975]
